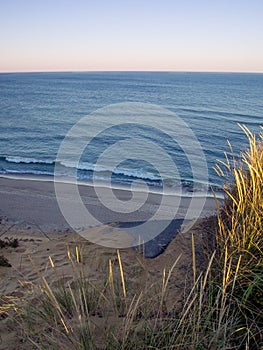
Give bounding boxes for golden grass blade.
[117,249,126,299]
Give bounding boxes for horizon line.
[0,69,263,75]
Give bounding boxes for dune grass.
[2,125,263,349]
[212,124,263,348]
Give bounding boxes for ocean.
[0,71,262,196]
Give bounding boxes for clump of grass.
[0,238,19,266]
[0,238,19,249]
[0,255,11,267]
[212,125,263,347]
[9,245,183,349]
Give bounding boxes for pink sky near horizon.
[1,0,263,73]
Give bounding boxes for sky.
[0,0,263,73]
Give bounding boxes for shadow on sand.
[115,219,185,258]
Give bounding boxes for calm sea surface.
[0,72,262,195]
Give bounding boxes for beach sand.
[0,177,219,230]
[0,177,221,349]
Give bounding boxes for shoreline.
[0,173,224,199]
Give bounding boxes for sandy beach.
[0,176,219,230]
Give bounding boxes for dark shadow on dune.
[116,219,185,258]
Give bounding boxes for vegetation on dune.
[0,255,11,267]
[1,126,263,349]
[212,125,263,347]
[0,238,19,249]
[0,238,19,266]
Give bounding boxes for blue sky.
[1,0,263,72]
